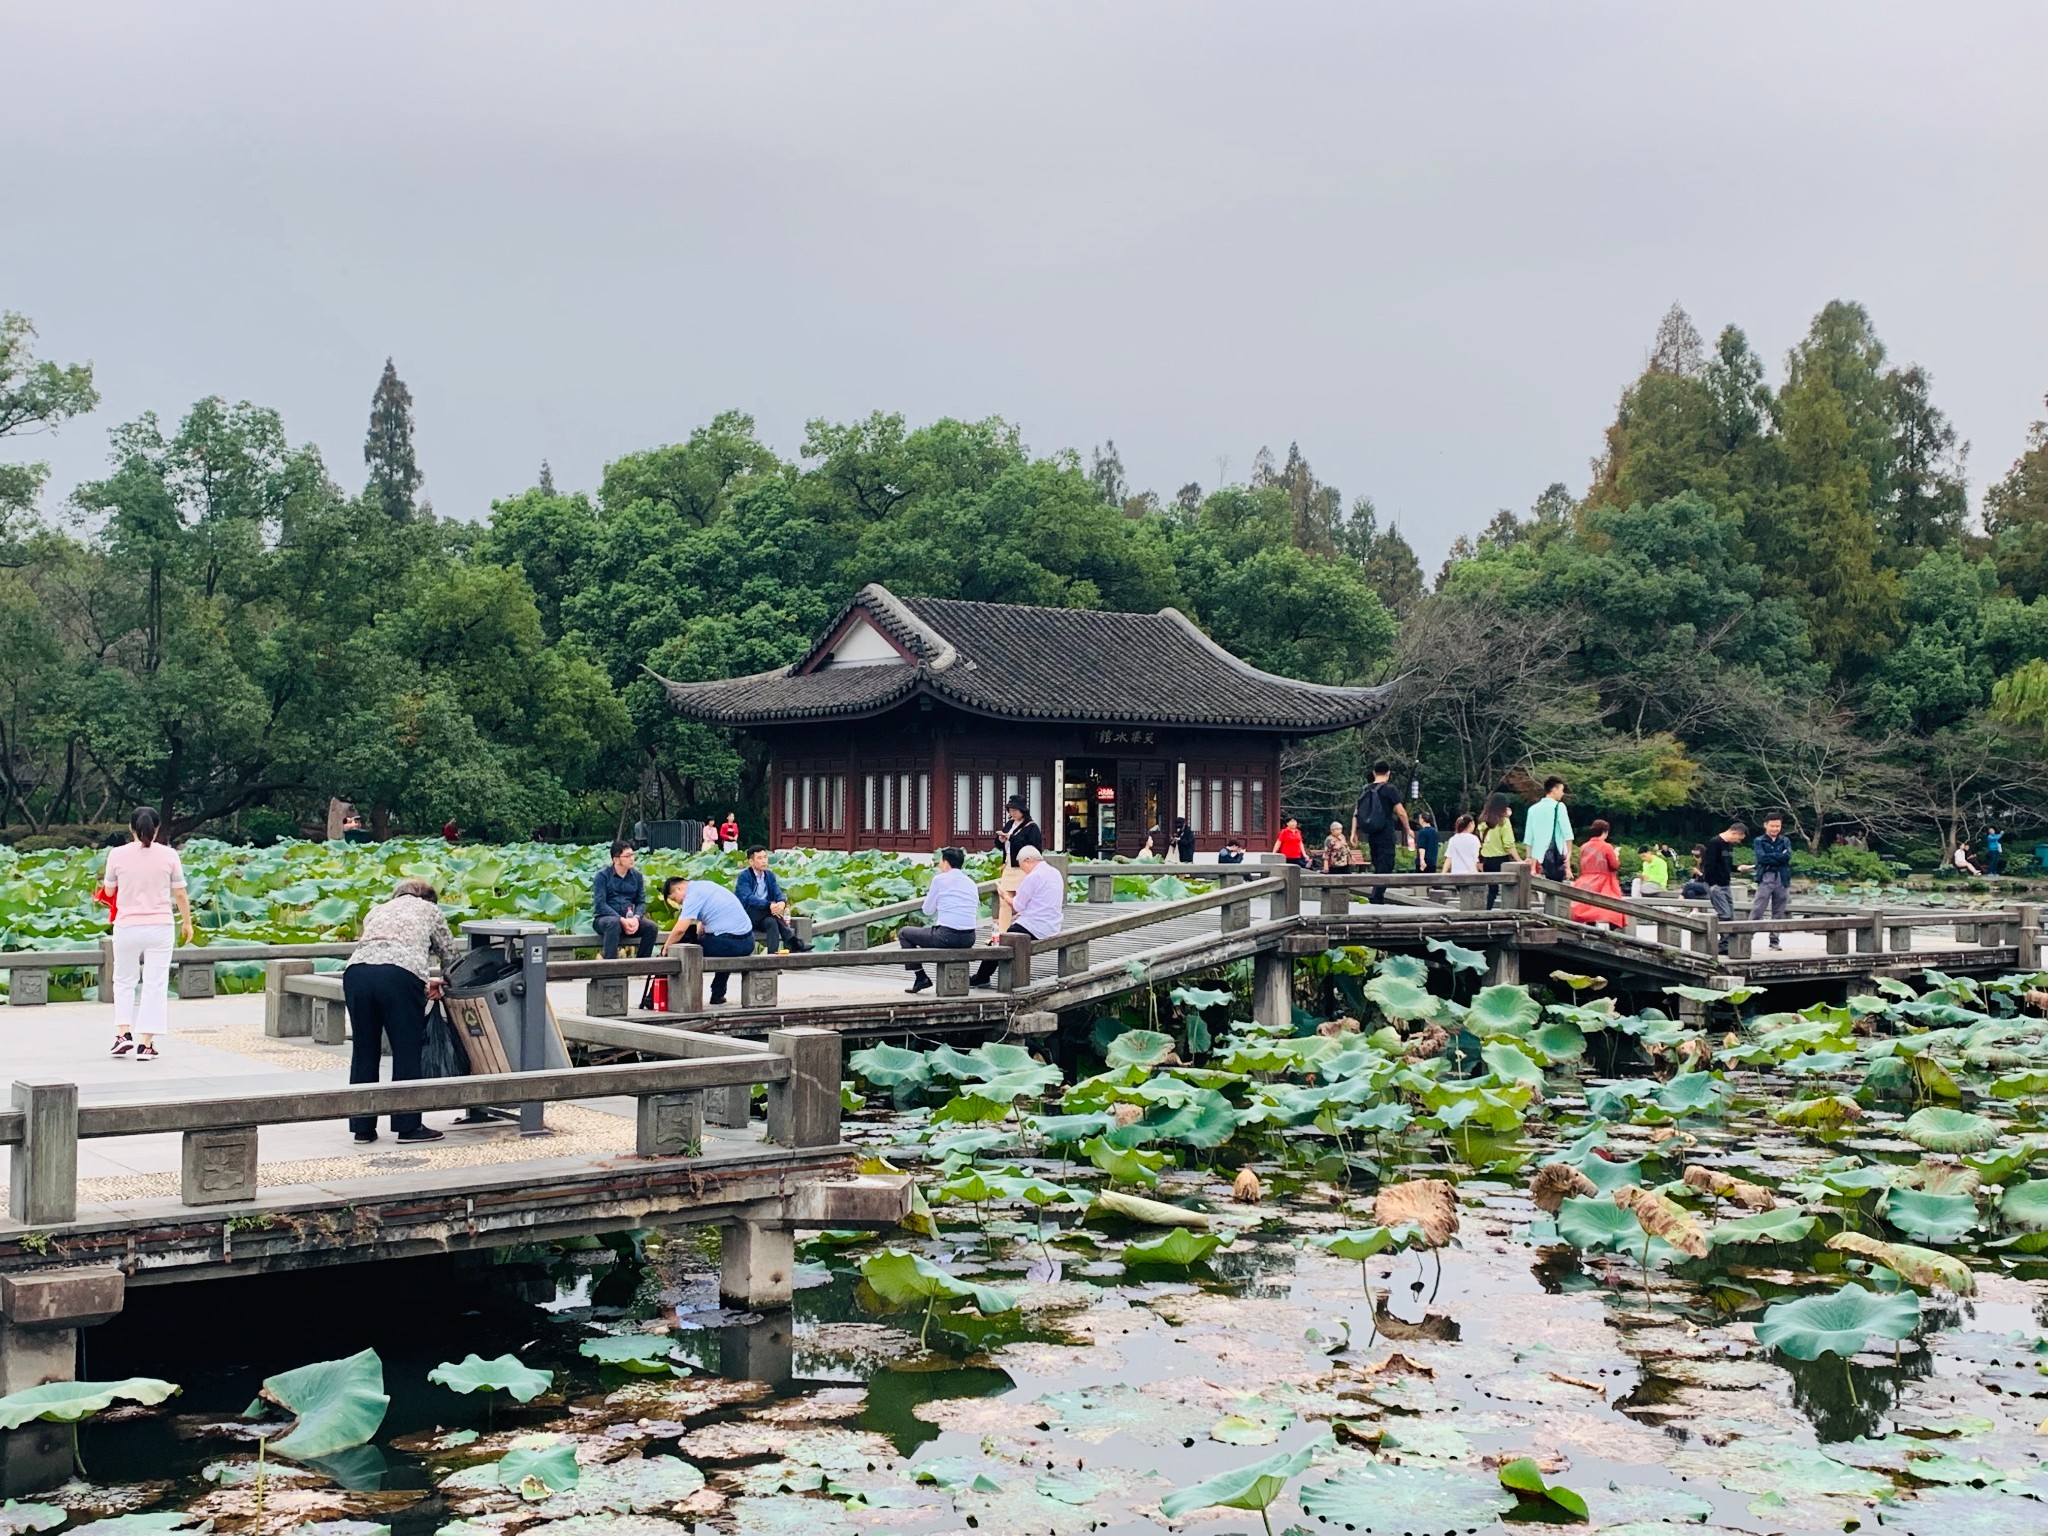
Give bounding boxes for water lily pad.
[494,1442,581,1498]
[1036,1383,1211,1446]
[428,1354,552,1402]
[1104,1029,1177,1069]
[1364,974,1436,1020]
[1426,937,1487,973]
[1708,1207,1818,1245]
[0,1502,67,1535]
[1497,1456,1588,1519]
[1902,1107,2001,1153]
[1298,1461,1517,1531]
[1161,1436,1324,1520]
[578,1336,679,1374]
[1656,1070,1727,1116]
[532,1454,705,1515]
[2000,1179,2048,1233]
[1754,1281,1921,1360]
[1122,1228,1222,1268]
[1470,984,1542,1033]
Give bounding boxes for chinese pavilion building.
[657,583,1389,856]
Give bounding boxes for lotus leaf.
[1528,1020,1588,1061]
[1469,984,1541,1033]
[1826,1232,1976,1294]
[1754,1281,1921,1359]
[1548,970,1607,992]
[0,1503,66,1536]
[1555,1195,1664,1256]
[1999,1179,2048,1232]
[1104,1029,1177,1069]
[1375,953,1429,984]
[1656,1070,1727,1116]
[1586,1080,1660,1119]
[1091,1188,1212,1227]
[1881,1187,1978,1243]
[1122,1227,1223,1267]
[428,1353,552,1402]
[579,1335,680,1373]
[1310,1225,1426,1261]
[0,1377,180,1430]
[1298,1462,1517,1531]
[1080,1136,1165,1185]
[1708,1208,1818,1245]
[1477,1039,1544,1090]
[1139,1089,1242,1148]
[1160,1435,1326,1524]
[859,1250,1016,1317]
[1901,1107,2001,1153]
[1169,984,1233,1011]
[1496,1456,1589,1519]
[930,1092,1012,1125]
[1991,1069,2048,1098]
[1027,1111,1114,1146]
[494,1442,582,1497]
[1773,1094,1863,1129]
[1363,973,1435,1020]
[848,1044,931,1098]
[258,1349,388,1460]
[1575,1155,1645,1195]
[1425,936,1487,973]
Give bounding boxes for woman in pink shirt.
[102,807,194,1060]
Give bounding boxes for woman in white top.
[102,806,194,1060]
[1444,813,1482,876]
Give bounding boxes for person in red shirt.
[1273,816,1309,867]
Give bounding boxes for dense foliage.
[5,298,2047,857]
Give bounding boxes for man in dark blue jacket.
[1747,813,1794,949]
[593,841,654,959]
[735,846,809,953]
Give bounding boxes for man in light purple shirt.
[971,846,1062,986]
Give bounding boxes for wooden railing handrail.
[1524,876,1713,934]
[1033,875,1288,954]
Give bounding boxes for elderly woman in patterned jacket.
[343,878,459,1145]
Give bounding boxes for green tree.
[0,311,99,558]
[1985,399,2048,600]
[364,359,424,522]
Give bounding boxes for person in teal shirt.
[1523,778,1574,882]
[1987,826,2004,876]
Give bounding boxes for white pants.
[112,923,174,1037]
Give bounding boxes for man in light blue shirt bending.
[899,847,980,995]
[662,875,756,1006]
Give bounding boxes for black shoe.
[907,974,933,995]
[396,1127,446,1144]
[353,1132,378,1144]
[969,972,994,989]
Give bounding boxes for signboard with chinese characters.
[1090,728,1157,747]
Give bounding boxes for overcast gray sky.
[6,2,2045,570]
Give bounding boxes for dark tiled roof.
[657,583,1389,733]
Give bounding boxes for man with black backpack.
[1350,762,1414,903]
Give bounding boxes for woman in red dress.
[1273,816,1310,867]
[1569,819,1627,927]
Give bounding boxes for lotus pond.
[10,950,2048,1535]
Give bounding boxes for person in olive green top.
[1477,791,1518,909]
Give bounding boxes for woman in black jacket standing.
[993,794,1043,930]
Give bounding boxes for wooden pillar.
[931,730,952,854]
[1253,950,1292,1029]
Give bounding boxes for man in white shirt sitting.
[900,846,980,995]
[971,845,1061,987]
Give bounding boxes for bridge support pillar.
[719,1312,794,1389]
[719,1219,795,1310]
[1,1267,126,1491]
[1253,951,1292,1030]
[1484,947,1520,986]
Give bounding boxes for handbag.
[419,999,469,1079]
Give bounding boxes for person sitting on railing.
[735,845,810,953]
[1746,815,1794,949]
[593,841,655,961]
[1569,820,1627,929]
[900,845,979,994]
[661,875,756,1005]
[1633,845,1670,898]
[344,878,457,1144]
[971,846,1061,987]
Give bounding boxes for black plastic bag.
[420,998,469,1079]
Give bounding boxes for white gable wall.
[824,615,906,668]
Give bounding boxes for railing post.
[7,964,49,1007]
[1321,884,1352,917]
[1856,914,1881,954]
[766,1027,841,1150]
[1088,874,1115,904]
[1888,921,1914,953]
[1703,910,1720,959]
[172,953,215,1000]
[1272,864,1301,920]
[585,975,629,1017]
[1978,916,2006,949]
[97,936,114,1005]
[636,1092,703,1156]
[995,932,1033,990]
[264,959,313,1036]
[741,966,779,1009]
[1220,892,1251,933]
[936,958,972,996]
[791,915,815,948]
[841,924,870,952]
[1826,925,1850,955]
[8,1079,78,1227]
[1057,941,1090,977]
[672,945,703,1013]
[181,1126,259,1206]
[1253,950,1291,1029]
[2019,904,2042,971]
[1510,865,1532,912]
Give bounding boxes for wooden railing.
[2,1027,841,1227]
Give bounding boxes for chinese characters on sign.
[1090,729,1156,746]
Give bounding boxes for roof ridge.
[1155,607,1390,698]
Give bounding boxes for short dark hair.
[1762,812,1785,824]
[610,839,633,859]
[939,846,965,868]
[1454,813,1474,832]
[1541,777,1566,794]
[745,844,768,857]
[1370,761,1391,777]
[662,876,687,898]
[1417,811,1434,825]
[1727,822,1748,837]
[1587,819,1610,837]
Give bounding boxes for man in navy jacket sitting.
[735,845,810,953]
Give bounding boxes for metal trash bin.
[448,921,569,1134]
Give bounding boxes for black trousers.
[745,905,800,954]
[698,929,754,1002]
[1367,833,1397,902]
[971,921,1031,985]
[900,923,975,980]
[343,963,427,1135]
[596,915,656,960]
[1481,853,1508,908]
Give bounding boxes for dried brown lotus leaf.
[1681,1164,1777,1211]
[1373,1178,1459,1247]
[1825,1231,1976,1296]
[1529,1163,1598,1215]
[1404,1024,1451,1062]
[1317,1016,1363,1037]
[1110,1104,1144,1128]
[1612,1185,1710,1258]
[1232,1168,1263,1203]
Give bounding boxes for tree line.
[3,300,2045,860]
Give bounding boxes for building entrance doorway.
[1061,759,1120,857]
[1120,765,1169,855]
